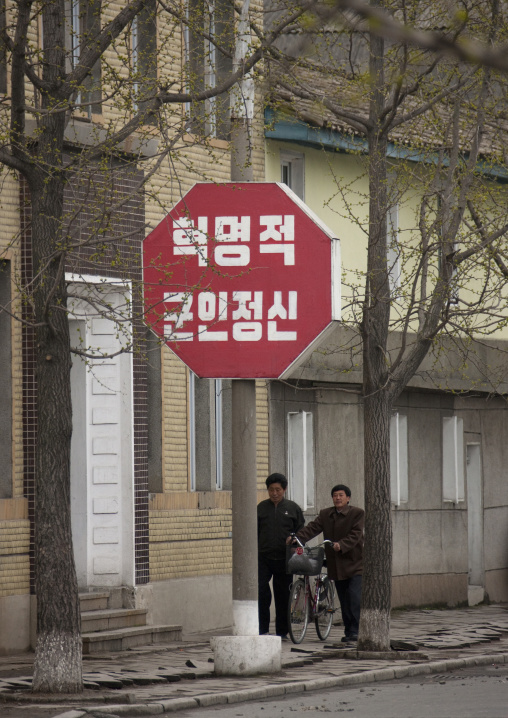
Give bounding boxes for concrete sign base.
[211,635,282,676]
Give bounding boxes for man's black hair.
[331,484,351,497]
[266,473,288,490]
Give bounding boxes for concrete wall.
[151,574,233,636]
[269,381,508,608]
[0,594,31,655]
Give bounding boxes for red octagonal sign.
[143,183,340,379]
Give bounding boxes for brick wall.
[0,519,30,597]
[150,353,270,582]
[150,504,232,580]
[162,351,189,493]
[256,380,270,489]
[0,164,29,600]
[19,158,151,588]
[1,0,270,601]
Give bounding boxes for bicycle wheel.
[314,576,334,641]
[288,578,309,644]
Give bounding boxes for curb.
[51,652,508,717]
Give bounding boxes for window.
[185,0,234,139]
[390,413,408,505]
[0,259,12,498]
[387,201,401,293]
[189,372,232,491]
[65,0,102,116]
[287,411,315,510]
[442,416,465,503]
[280,151,305,201]
[131,0,157,116]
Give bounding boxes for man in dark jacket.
[295,484,364,643]
[257,473,305,639]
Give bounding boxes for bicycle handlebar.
[288,533,333,549]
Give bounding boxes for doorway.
[69,283,135,590]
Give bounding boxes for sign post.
[144,182,340,674]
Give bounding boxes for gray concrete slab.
[0,604,507,718]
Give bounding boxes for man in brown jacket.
[295,484,364,643]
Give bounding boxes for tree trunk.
[358,389,393,652]
[26,0,83,692]
[30,174,83,693]
[357,28,393,653]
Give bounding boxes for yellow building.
[0,0,271,654]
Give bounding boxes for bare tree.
[0,0,316,693]
[328,0,508,75]
[267,0,508,649]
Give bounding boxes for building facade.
[2,1,508,657]
[264,113,508,609]
[0,0,270,654]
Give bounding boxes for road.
[176,664,508,718]
[1,664,507,718]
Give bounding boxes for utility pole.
[211,0,281,674]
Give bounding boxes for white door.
[69,284,135,589]
[466,443,484,606]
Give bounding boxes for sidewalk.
[1,604,508,718]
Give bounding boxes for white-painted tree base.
[32,631,83,693]
[358,607,391,652]
[211,635,281,675]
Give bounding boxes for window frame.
[390,412,408,506]
[280,150,305,201]
[131,0,157,117]
[65,0,102,117]
[188,372,230,492]
[442,415,465,503]
[184,0,233,140]
[287,410,315,511]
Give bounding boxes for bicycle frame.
[287,535,335,644]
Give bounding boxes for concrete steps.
[81,607,148,633]
[79,590,182,654]
[81,624,183,654]
[79,591,110,613]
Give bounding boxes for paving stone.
[184,659,213,672]
[130,675,168,685]
[82,674,124,689]
[83,680,101,689]
[5,605,508,718]
[390,639,420,651]
[3,678,33,688]
[155,672,181,682]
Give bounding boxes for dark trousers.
[258,554,293,636]
[334,575,362,638]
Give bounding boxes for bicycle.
[286,534,336,644]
